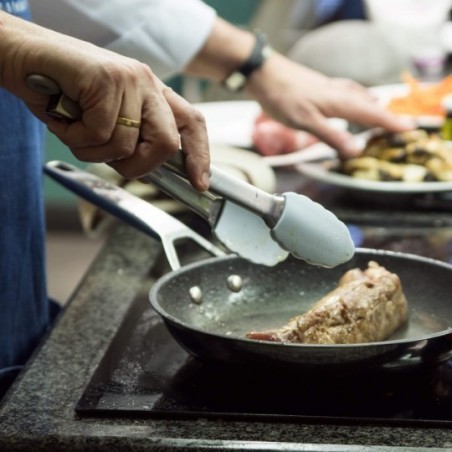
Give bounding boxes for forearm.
[184,17,256,83]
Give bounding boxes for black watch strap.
[223,32,272,92]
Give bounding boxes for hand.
[0,12,210,190]
[245,52,415,158]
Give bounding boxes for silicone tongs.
[27,74,354,267]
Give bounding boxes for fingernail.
[201,171,210,190]
[342,138,360,157]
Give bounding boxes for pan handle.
[44,161,226,270]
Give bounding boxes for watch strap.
[222,32,272,92]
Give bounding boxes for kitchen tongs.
[148,151,354,268]
[27,74,355,267]
[144,152,292,266]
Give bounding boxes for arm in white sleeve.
[28,0,217,79]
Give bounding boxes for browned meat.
[246,261,408,344]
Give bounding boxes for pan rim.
[149,248,452,348]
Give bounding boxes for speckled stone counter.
[0,223,451,452]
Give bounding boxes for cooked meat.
[246,261,408,344]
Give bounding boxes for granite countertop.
[0,223,451,452]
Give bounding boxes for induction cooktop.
[76,288,452,427]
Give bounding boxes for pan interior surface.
[150,249,452,345]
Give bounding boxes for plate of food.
[295,127,452,193]
[292,74,452,193]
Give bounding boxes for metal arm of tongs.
[145,151,285,229]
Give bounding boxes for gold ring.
[116,116,141,129]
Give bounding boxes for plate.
[194,100,348,154]
[294,131,452,194]
[194,100,261,148]
[369,84,409,106]
[210,142,276,193]
[441,21,452,54]
[296,161,452,193]
[369,82,447,127]
[292,83,452,194]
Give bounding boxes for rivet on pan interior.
[227,275,243,292]
[189,286,203,304]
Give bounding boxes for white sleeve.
[29,0,217,79]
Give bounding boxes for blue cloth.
[0,0,53,399]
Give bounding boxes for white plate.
[194,100,261,148]
[194,100,348,156]
[291,83,452,194]
[296,160,452,193]
[210,142,276,193]
[369,83,410,106]
[441,21,452,54]
[369,83,446,127]
[294,131,452,194]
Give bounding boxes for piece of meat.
[251,112,318,156]
[246,261,408,344]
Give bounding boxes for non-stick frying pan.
[45,162,452,374]
[150,251,452,373]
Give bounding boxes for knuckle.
[99,60,143,88]
[122,141,136,157]
[335,77,359,91]
[154,132,181,156]
[115,165,137,180]
[188,106,206,126]
[91,128,111,145]
[166,133,182,152]
[111,142,136,161]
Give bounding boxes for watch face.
[224,72,247,92]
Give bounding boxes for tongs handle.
[44,161,225,270]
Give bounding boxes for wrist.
[0,13,37,91]
[222,31,273,92]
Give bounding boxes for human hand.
[245,52,415,158]
[0,12,210,190]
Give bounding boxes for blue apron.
[0,0,53,398]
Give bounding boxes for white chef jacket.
[28,0,217,79]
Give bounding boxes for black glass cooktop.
[76,180,452,426]
[76,288,452,426]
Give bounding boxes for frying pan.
[45,162,452,374]
[150,251,452,374]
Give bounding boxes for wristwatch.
[222,32,272,92]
